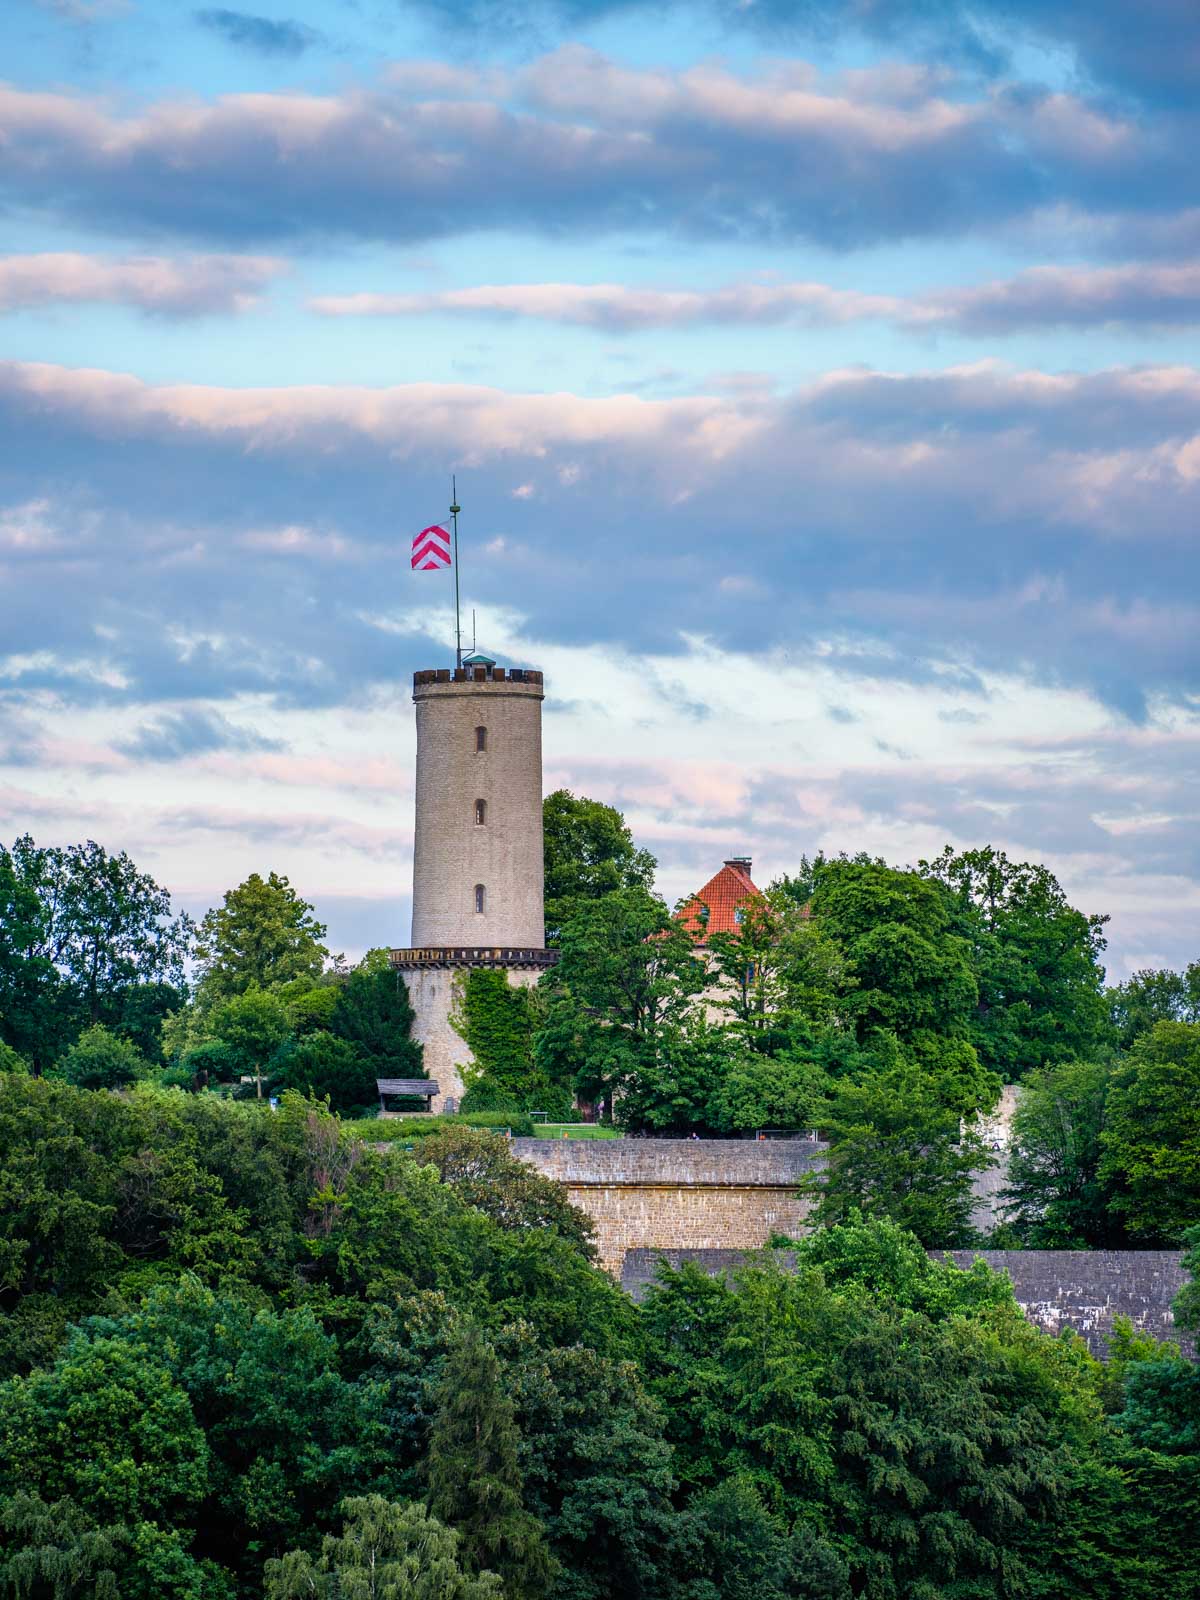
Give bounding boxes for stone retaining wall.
[619,1246,1191,1358]
[511,1138,825,1272]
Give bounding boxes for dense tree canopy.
[542,790,656,943]
[1100,1022,1200,1245]
[809,858,979,1043]
[1002,1057,1118,1248]
[0,1068,1195,1598]
[920,845,1110,1078]
[801,1062,989,1247]
[0,834,190,1070]
[0,824,1197,1599]
[535,886,707,1116]
[1110,963,1200,1049]
[194,872,329,1003]
[265,1498,502,1600]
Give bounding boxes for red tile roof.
[678,858,762,945]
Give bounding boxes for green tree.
[58,1023,148,1091]
[0,1041,29,1074]
[37,839,191,1030]
[501,1331,682,1600]
[0,837,71,1074]
[920,845,1110,1078]
[282,980,340,1036]
[207,988,292,1096]
[1173,1224,1200,1336]
[803,1063,988,1247]
[415,1126,594,1253]
[0,1493,233,1600]
[272,1031,377,1114]
[1110,963,1200,1049]
[640,1258,1076,1598]
[331,963,423,1078]
[543,790,656,943]
[88,1278,384,1579]
[0,1331,208,1527]
[713,1048,831,1134]
[682,1475,851,1600]
[809,859,978,1044]
[265,1497,502,1600]
[793,1213,1016,1320]
[0,834,192,1070]
[705,888,845,1044]
[195,872,328,1001]
[534,886,706,1114]
[427,1323,553,1599]
[616,1015,746,1135]
[1002,1057,1118,1246]
[1100,1021,1200,1243]
[0,1075,126,1370]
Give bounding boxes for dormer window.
[475,726,487,752]
[475,798,487,826]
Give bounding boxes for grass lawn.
[533,1124,622,1139]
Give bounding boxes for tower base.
[390,947,559,1111]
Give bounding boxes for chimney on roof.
[726,856,752,874]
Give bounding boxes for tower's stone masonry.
[393,664,556,1110]
[411,668,545,947]
[401,964,545,1108]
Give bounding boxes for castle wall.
[512,1138,825,1272]
[619,1246,1191,1359]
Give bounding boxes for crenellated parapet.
[390,946,559,970]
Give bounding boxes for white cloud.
[310,261,1200,335]
[0,253,285,315]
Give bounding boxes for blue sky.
[2,0,1198,976]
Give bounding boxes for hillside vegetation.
[1,817,1199,1595]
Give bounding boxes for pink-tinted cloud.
[312,260,1200,334]
[0,252,285,315]
[0,359,765,463]
[0,51,1156,249]
[2,354,1198,730]
[311,280,903,329]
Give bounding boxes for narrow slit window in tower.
[474,884,486,914]
[475,726,487,752]
[475,798,487,826]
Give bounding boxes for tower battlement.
[413,666,544,688]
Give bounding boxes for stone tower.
[391,660,557,1109]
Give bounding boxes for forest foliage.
[0,816,1198,1595]
[0,1081,1196,1598]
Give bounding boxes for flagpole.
[450,476,462,668]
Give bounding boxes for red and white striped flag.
[411,524,451,571]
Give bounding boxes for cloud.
[0,50,1172,250]
[408,0,1200,108]
[7,635,1198,977]
[118,708,284,761]
[195,9,322,56]
[925,260,1200,331]
[311,261,1200,334]
[311,280,904,330]
[0,253,285,316]
[0,356,1198,729]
